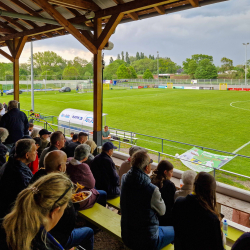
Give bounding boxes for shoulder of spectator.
[151,186,166,216]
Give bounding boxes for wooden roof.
[0,0,228,51]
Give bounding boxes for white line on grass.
[233,141,250,154]
[230,100,250,111]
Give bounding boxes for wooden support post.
[93,18,103,146]
[13,58,19,101]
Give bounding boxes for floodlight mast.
[243,43,249,85]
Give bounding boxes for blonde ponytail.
[3,173,72,250]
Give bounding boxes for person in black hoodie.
[0,173,73,250]
[173,172,224,250]
[0,139,36,218]
[151,160,176,226]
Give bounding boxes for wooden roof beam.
[0,28,15,34]
[112,0,138,21]
[0,48,14,62]
[31,0,97,54]
[48,0,100,11]
[189,0,199,7]
[154,5,165,14]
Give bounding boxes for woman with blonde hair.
[0,173,73,250]
[85,140,97,167]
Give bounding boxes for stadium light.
[243,43,249,85]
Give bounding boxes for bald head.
[44,150,67,173]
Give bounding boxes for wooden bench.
[110,130,138,145]
[107,197,120,210]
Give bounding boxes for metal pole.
[157,51,159,83]
[243,43,249,85]
[31,41,34,110]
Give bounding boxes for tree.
[83,63,93,76]
[194,59,218,79]
[128,66,137,79]
[121,51,124,61]
[117,54,121,60]
[125,52,130,64]
[72,56,88,76]
[136,52,140,60]
[116,64,130,79]
[187,60,198,79]
[103,59,125,79]
[143,69,154,79]
[109,57,114,64]
[63,66,79,79]
[140,52,144,59]
[221,57,233,72]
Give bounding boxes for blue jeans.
[156,226,175,250]
[64,227,94,250]
[96,189,107,207]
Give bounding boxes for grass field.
[1,88,250,188]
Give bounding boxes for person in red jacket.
[28,137,41,174]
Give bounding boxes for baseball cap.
[102,142,117,151]
[39,129,52,136]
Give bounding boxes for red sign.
[138,86,143,89]
[228,88,250,91]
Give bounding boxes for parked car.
[6,89,23,95]
[59,87,71,92]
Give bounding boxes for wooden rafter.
[15,36,28,58]
[112,0,138,21]
[154,5,165,14]
[31,0,97,54]
[48,0,100,11]
[64,7,81,17]
[189,0,199,7]
[0,49,14,62]
[96,13,124,50]
[0,28,14,34]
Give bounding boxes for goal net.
[219,83,227,90]
[167,83,173,89]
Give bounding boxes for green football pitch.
[1,88,250,187]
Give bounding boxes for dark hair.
[50,131,63,145]
[151,160,174,188]
[194,172,220,219]
[78,132,88,139]
[72,134,78,140]
[15,139,35,158]
[29,123,34,128]
[33,137,42,147]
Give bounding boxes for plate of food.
[72,191,92,203]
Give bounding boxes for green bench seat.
[107,196,120,210]
[226,225,244,244]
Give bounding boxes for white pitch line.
[230,100,250,111]
[233,141,250,154]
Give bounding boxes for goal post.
[219,83,227,90]
[167,82,173,89]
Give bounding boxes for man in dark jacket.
[0,100,29,151]
[120,150,174,250]
[0,139,36,218]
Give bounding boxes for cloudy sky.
[0,0,250,67]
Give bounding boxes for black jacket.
[232,232,250,250]
[91,152,120,197]
[0,108,29,144]
[64,141,80,158]
[173,194,224,250]
[0,158,33,218]
[0,143,7,166]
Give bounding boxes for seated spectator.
[39,131,65,169]
[0,100,29,151]
[64,132,76,148]
[119,145,142,182]
[28,137,41,175]
[174,170,197,201]
[29,151,94,250]
[85,139,97,167]
[3,102,7,113]
[64,132,88,158]
[151,160,176,226]
[0,103,5,120]
[0,173,75,250]
[91,142,120,199]
[121,150,174,250]
[232,232,250,250]
[28,123,34,135]
[102,125,111,143]
[37,129,51,157]
[30,128,39,138]
[0,139,36,218]
[67,144,107,208]
[0,128,8,166]
[173,172,224,250]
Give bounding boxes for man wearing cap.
[91,142,120,199]
[37,129,51,158]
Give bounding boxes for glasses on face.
[149,159,153,164]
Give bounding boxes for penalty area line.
[233,141,250,154]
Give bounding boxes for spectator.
[173,172,224,250]
[151,160,176,226]
[28,137,41,175]
[0,173,74,250]
[30,128,39,138]
[85,139,97,167]
[121,150,174,250]
[28,123,34,135]
[67,144,107,208]
[232,232,250,250]
[64,132,88,158]
[102,125,111,143]
[0,103,5,117]
[0,128,8,166]
[1,89,3,97]
[0,139,36,218]
[91,142,120,199]
[39,131,65,169]
[119,145,142,182]
[3,102,7,113]
[174,170,197,201]
[0,100,29,151]
[37,129,51,157]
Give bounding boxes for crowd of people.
[0,100,249,250]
